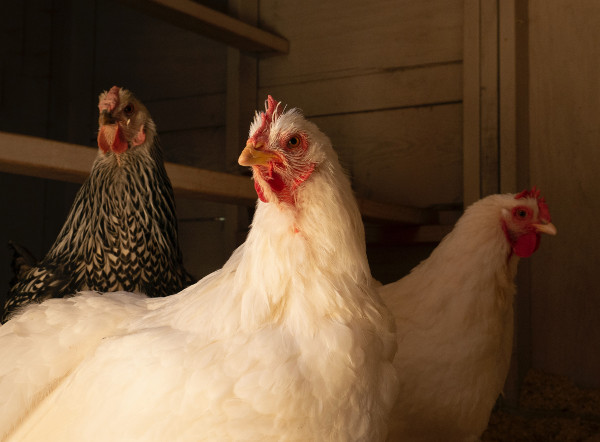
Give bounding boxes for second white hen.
[0,96,398,442]
[381,189,556,442]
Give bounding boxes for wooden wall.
[0,0,245,300]
[527,0,600,388]
[257,0,465,284]
[465,0,600,391]
[0,0,82,305]
[0,0,467,294]
[258,0,464,209]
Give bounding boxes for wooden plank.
[367,224,454,245]
[479,0,500,197]
[0,132,255,204]
[159,126,225,171]
[462,0,482,207]
[0,133,96,184]
[223,0,259,254]
[95,0,227,102]
[116,0,288,53]
[528,0,600,388]
[311,104,463,209]
[357,199,437,225]
[259,0,463,86]
[148,93,226,133]
[0,132,439,225]
[166,162,256,205]
[259,63,462,117]
[499,0,518,194]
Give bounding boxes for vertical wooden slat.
[480,0,500,197]
[465,0,533,402]
[224,0,258,253]
[499,0,517,194]
[463,0,482,208]
[498,0,533,404]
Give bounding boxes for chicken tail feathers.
[8,240,38,283]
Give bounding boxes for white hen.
[0,96,398,442]
[381,189,556,442]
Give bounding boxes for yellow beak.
[533,222,557,236]
[238,143,278,166]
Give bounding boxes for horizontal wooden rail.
[0,132,440,225]
[116,0,289,53]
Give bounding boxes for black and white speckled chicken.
[1,86,193,322]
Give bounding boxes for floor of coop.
[482,369,600,442]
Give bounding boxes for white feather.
[0,107,397,442]
[382,193,547,441]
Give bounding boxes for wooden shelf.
[116,0,289,54]
[0,132,441,227]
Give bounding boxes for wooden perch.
[116,0,289,54]
[0,132,438,225]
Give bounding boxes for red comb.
[98,86,120,113]
[515,186,551,221]
[250,95,281,141]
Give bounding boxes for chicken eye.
[123,104,134,115]
[287,136,300,148]
[517,209,527,218]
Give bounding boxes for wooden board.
[462,0,481,207]
[148,93,226,133]
[116,0,288,53]
[95,0,228,103]
[259,0,463,86]
[479,0,500,197]
[259,62,462,117]
[311,103,463,209]
[367,224,454,245]
[0,132,437,225]
[528,0,600,388]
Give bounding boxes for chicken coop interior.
[1,0,599,439]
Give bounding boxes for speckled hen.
[2,86,192,322]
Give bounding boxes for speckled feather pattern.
[2,91,192,322]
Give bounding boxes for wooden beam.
[0,132,256,205]
[463,0,482,208]
[367,224,454,245]
[116,0,289,54]
[0,132,95,184]
[356,199,437,225]
[0,132,441,225]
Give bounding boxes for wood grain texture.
[479,0,499,197]
[148,93,226,133]
[259,63,462,117]
[528,0,600,388]
[159,126,226,171]
[0,132,440,225]
[462,0,482,207]
[94,0,228,102]
[116,0,288,53]
[258,0,463,86]
[311,104,463,209]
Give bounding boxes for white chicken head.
[96,86,156,160]
[238,96,328,205]
[501,187,557,258]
